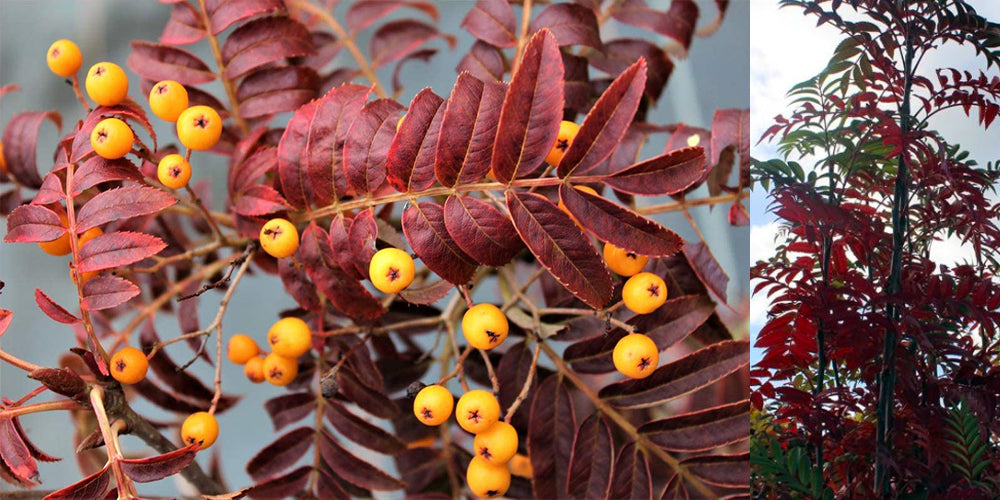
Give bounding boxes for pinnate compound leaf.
[605,146,706,196]
[611,0,698,57]
[343,99,406,195]
[324,400,407,455]
[77,232,168,273]
[639,400,751,453]
[607,441,652,500]
[567,412,614,499]
[558,59,646,178]
[264,393,315,431]
[44,463,110,499]
[529,3,602,49]
[246,427,314,481]
[402,202,478,285]
[528,375,577,499]
[80,275,141,311]
[559,184,682,256]
[683,241,729,303]
[506,191,612,309]
[34,289,80,324]
[599,339,750,409]
[681,452,750,488]
[127,41,215,85]
[75,186,177,233]
[1,111,61,188]
[4,205,64,243]
[299,223,384,320]
[491,29,564,183]
[461,0,517,48]
[387,88,445,192]
[119,444,197,483]
[435,73,506,187]
[247,465,312,498]
[319,430,405,491]
[443,195,522,267]
[221,16,315,79]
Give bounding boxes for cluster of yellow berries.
[228,317,312,387]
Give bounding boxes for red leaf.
[683,241,729,303]
[324,400,407,455]
[607,441,652,500]
[278,258,322,312]
[348,209,379,279]
[347,0,439,35]
[34,289,80,324]
[246,427,314,481]
[1,111,62,188]
[343,99,406,195]
[455,41,506,82]
[562,52,591,111]
[161,2,205,45]
[370,20,451,69]
[72,157,144,196]
[44,463,110,499]
[335,368,398,419]
[299,223,385,320]
[247,465,312,498]
[559,59,646,177]
[4,205,65,243]
[529,3,602,48]
[80,275,141,311]
[435,73,506,187]
[127,41,215,85]
[204,0,284,34]
[328,215,365,280]
[709,108,750,184]
[560,184,682,256]
[0,310,11,337]
[443,195,522,266]
[611,0,697,57]
[230,146,276,196]
[605,146,706,196]
[402,201,478,285]
[567,413,614,499]
[491,29,564,183]
[506,191,612,309]
[236,67,319,119]
[590,39,674,101]
[598,339,750,409]
[639,400,750,453]
[0,417,39,486]
[528,375,577,499]
[233,185,289,216]
[319,429,405,491]
[32,171,66,206]
[139,324,238,411]
[75,186,177,233]
[387,88,445,192]
[77,232,167,273]
[118,444,197,483]
[680,453,750,488]
[221,16,315,79]
[460,0,518,48]
[398,279,454,305]
[264,392,316,431]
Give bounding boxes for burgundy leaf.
[559,59,646,177]
[607,441,651,500]
[161,2,205,45]
[34,289,80,324]
[278,258,322,312]
[204,0,283,34]
[611,0,698,57]
[599,339,750,409]
[370,20,451,69]
[562,52,591,110]
[328,215,365,280]
[75,186,177,233]
[680,453,750,488]
[398,279,454,305]
[529,3,602,48]
[605,146,705,196]
[402,201,478,285]
[299,223,385,319]
[387,88,445,192]
[246,427,314,481]
[33,171,66,206]
[336,368,398,419]
[461,0,518,48]
[4,205,64,243]
[236,66,319,119]
[319,429,405,491]
[506,191,612,309]
[80,275,141,311]
[247,465,312,498]
[639,400,750,453]
[131,378,210,414]
[72,157,144,196]
[435,73,506,187]
[77,231,167,273]
[560,184,682,256]
[497,341,539,420]
[528,375,577,499]
[324,400,407,455]
[119,444,197,483]
[683,241,729,303]
[0,417,39,486]
[567,412,614,499]
[177,280,212,365]
[709,108,750,184]
[233,184,289,216]
[1,111,62,188]
[491,29,564,183]
[347,0,439,35]
[343,99,405,195]
[221,16,315,79]
[443,195,522,267]
[316,465,351,500]
[44,464,109,499]
[28,368,85,399]
[264,392,316,431]
[9,417,58,464]
[127,41,215,85]
[348,209,379,279]
[590,39,674,101]
[456,41,506,82]
[230,146,276,196]
[139,324,238,410]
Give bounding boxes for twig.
[512,0,534,73]
[503,340,541,423]
[90,387,138,498]
[185,184,225,243]
[0,399,83,419]
[636,191,746,216]
[0,348,43,372]
[178,246,252,301]
[437,346,473,385]
[69,75,90,112]
[478,348,500,395]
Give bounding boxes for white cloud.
[929,233,976,267]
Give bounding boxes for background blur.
[0,0,749,496]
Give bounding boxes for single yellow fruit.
[603,243,649,277]
[90,118,134,159]
[545,120,581,166]
[462,304,509,350]
[263,353,298,386]
[227,334,260,365]
[181,412,219,450]
[46,39,83,77]
[368,248,415,294]
[613,333,659,379]
[148,80,189,122]
[244,356,266,384]
[110,346,148,385]
[455,390,500,434]
[85,62,129,106]
[157,154,192,189]
[259,218,299,258]
[466,455,511,498]
[413,384,454,426]
[622,272,668,314]
[473,421,518,465]
[267,317,312,358]
[176,105,222,151]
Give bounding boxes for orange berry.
[47,39,83,78]
[612,333,659,379]
[603,243,649,277]
[157,154,192,189]
[455,390,500,434]
[267,317,312,358]
[71,267,99,284]
[473,421,518,465]
[148,80,189,122]
[263,353,298,386]
[462,304,509,350]
[368,248,415,294]
[176,105,222,151]
[181,412,219,450]
[90,118,134,159]
[545,120,581,166]
[110,346,148,385]
[78,227,103,248]
[244,356,266,384]
[508,453,533,478]
[466,456,511,498]
[413,384,454,426]
[622,272,668,314]
[259,218,299,259]
[85,62,129,107]
[227,334,260,365]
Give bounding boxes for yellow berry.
[176,105,222,151]
[368,248,415,294]
[148,80,189,122]
[455,390,500,434]
[38,213,71,256]
[413,384,454,426]
[157,154,192,189]
[110,346,148,385]
[227,334,260,365]
[473,421,518,465]
[90,118,134,160]
[263,353,298,386]
[466,455,511,498]
[613,333,659,379]
[545,120,581,166]
[268,317,312,358]
[508,453,533,478]
[622,272,668,314]
[259,218,299,259]
[181,412,219,450]
[603,243,649,277]
[462,304,509,350]
[47,39,82,78]
[244,356,266,384]
[85,62,129,107]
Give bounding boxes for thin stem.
[12,386,48,406]
[0,399,83,419]
[69,75,90,112]
[478,348,500,395]
[503,340,540,423]
[185,185,225,243]
[437,346,473,385]
[0,348,43,372]
[293,0,387,98]
[90,387,137,498]
[636,191,746,216]
[194,0,249,135]
[512,0,534,73]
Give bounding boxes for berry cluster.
[228,317,312,386]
